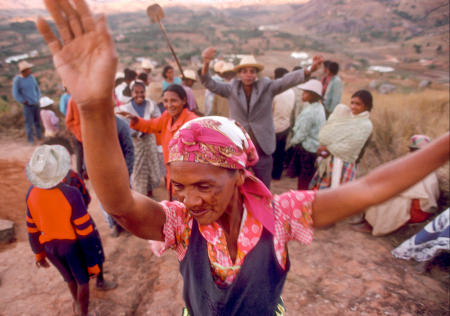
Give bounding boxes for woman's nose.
[183,191,202,208]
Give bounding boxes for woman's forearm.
[312,132,449,227]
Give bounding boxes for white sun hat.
[141,59,154,70]
[18,60,34,72]
[234,55,264,72]
[26,145,71,189]
[298,79,323,97]
[39,96,54,108]
[115,71,125,80]
[182,69,197,81]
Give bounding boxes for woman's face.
[132,85,146,105]
[169,161,244,225]
[163,91,185,118]
[350,96,366,115]
[302,90,315,103]
[165,68,174,81]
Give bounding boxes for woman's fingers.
[36,16,62,55]
[43,0,73,44]
[58,0,84,37]
[74,0,96,32]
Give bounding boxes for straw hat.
[298,79,323,97]
[213,60,225,73]
[182,69,197,81]
[18,60,33,72]
[234,55,264,72]
[141,59,154,70]
[148,82,163,103]
[26,145,71,189]
[39,96,54,108]
[409,135,431,150]
[220,62,236,75]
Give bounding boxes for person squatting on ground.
[12,60,43,144]
[199,47,324,189]
[287,79,326,190]
[35,1,449,314]
[360,135,441,235]
[25,144,115,316]
[309,90,373,190]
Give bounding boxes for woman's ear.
[236,169,246,187]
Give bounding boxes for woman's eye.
[172,183,183,191]
[198,185,211,191]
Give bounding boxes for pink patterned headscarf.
[168,116,275,235]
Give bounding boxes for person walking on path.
[12,60,42,144]
[199,47,324,188]
[39,96,60,137]
[116,82,161,197]
[25,144,114,316]
[35,2,449,314]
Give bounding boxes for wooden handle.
[158,21,185,80]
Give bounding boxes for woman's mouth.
[188,209,209,217]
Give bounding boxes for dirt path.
[0,137,448,316]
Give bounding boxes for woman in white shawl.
[309,90,373,190]
[116,81,162,197]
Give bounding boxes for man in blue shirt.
[12,60,42,143]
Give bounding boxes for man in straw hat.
[25,144,115,316]
[12,60,43,144]
[199,47,324,188]
[35,1,449,314]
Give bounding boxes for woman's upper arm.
[110,191,167,241]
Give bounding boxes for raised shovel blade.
[147,4,165,23]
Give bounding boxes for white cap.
[182,69,197,81]
[141,59,154,70]
[298,79,323,97]
[39,96,54,108]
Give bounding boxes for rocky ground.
[0,135,448,316]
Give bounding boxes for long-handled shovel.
[147,4,186,80]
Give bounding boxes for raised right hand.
[36,0,118,113]
[202,47,216,64]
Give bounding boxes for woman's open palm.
[36,0,117,111]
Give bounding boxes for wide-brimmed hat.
[26,145,71,189]
[298,79,323,97]
[213,60,225,73]
[409,134,431,150]
[220,62,236,75]
[18,60,33,72]
[141,59,154,70]
[39,96,54,108]
[182,69,197,81]
[234,55,264,73]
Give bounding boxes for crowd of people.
[10,1,449,315]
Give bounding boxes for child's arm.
[312,133,449,227]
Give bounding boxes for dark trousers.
[287,144,317,190]
[22,104,42,143]
[272,128,289,180]
[297,146,317,190]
